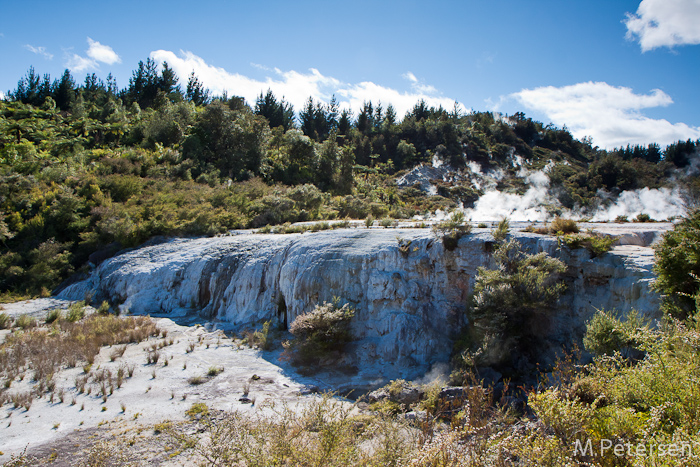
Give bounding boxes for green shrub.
[252,320,273,350]
[97,301,110,315]
[492,217,509,242]
[207,366,224,377]
[464,238,566,372]
[559,232,616,257]
[549,217,579,234]
[285,301,355,366]
[185,402,209,418]
[15,314,37,330]
[0,312,12,329]
[66,301,86,322]
[582,309,648,357]
[634,213,653,222]
[653,210,700,320]
[379,217,396,228]
[432,211,472,250]
[615,215,629,223]
[45,308,62,324]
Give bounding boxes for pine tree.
[186,72,211,106]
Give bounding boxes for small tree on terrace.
[464,236,566,373]
[285,301,355,366]
[653,209,700,320]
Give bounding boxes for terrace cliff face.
[59,227,662,381]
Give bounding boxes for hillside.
[1,63,699,299]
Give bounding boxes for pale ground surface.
[0,221,673,465]
[0,300,333,465]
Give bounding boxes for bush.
[582,309,648,357]
[653,210,700,320]
[558,232,616,257]
[432,211,472,250]
[97,301,110,315]
[188,375,205,385]
[66,301,86,322]
[252,321,272,350]
[45,308,62,324]
[0,312,12,329]
[15,314,37,330]
[185,402,209,418]
[549,217,579,234]
[492,217,509,242]
[379,217,396,228]
[285,301,355,366]
[207,366,224,377]
[463,238,566,373]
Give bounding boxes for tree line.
[1,60,699,298]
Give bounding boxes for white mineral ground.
[0,221,673,462]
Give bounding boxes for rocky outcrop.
[59,227,665,382]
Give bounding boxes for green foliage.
[45,308,62,324]
[583,309,648,357]
[432,211,472,250]
[653,210,700,320]
[97,300,110,315]
[15,313,37,330]
[185,402,209,418]
[252,320,272,350]
[0,62,693,304]
[285,301,355,366]
[464,238,566,372]
[549,217,579,234]
[379,217,396,228]
[530,319,700,465]
[558,232,616,257]
[66,301,86,322]
[206,366,224,377]
[492,217,509,242]
[0,312,11,329]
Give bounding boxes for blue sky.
[1,0,699,149]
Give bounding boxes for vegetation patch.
[432,211,472,250]
[458,231,566,377]
[0,313,158,405]
[653,209,700,320]
[558,232,616,257]
[283,300,355,367]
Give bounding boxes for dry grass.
[0,313,158,406]
[524,217,580,235]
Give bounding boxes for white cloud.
[65,38,121,72]
[511,81,700,149]
[86,37,121,65]
[150,50,465,118]
[403,72,418,83]
[24,44,53,60]
[624,0,700,51]
[66,53,96,72]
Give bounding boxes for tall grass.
[0,314,158,405]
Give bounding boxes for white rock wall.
[59,228,662,380]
